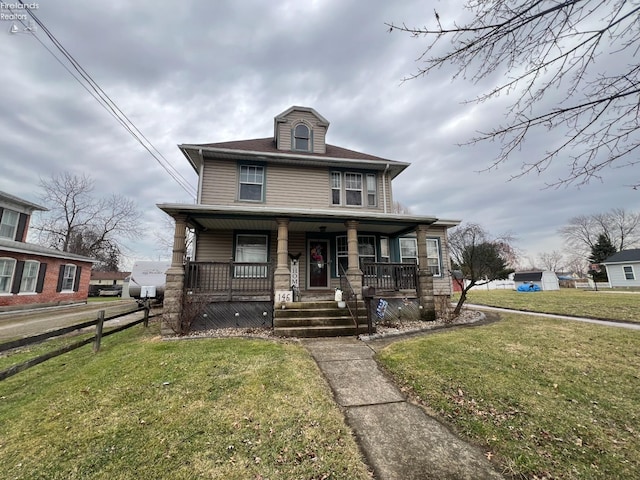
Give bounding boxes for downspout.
[382,163,390,213]
[197,149,204,205]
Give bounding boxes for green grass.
[0,324,370,479]
[377,314,640,479]
[456,289,640,323]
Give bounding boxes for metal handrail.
[338,263,359,334]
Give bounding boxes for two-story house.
[159,106,460,336]
[0,190,94,311]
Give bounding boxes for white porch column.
[162,214,187,335]
[345,220,363,296]
[416,224,436,320]
[273,217,291,291]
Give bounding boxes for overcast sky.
[1,0,637,270]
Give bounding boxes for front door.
[308,240,329,288]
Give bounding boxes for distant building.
[513,271,560,291]
[602,249,640,288]
[0,190,94,311]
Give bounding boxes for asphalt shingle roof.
[603,249,640,263]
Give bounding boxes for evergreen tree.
[588,234,617,282]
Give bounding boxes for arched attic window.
[293,123,311,151]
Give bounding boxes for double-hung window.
[399,238,418,264]
[238,165,264,202]
[294,124,310,151]
[61,264,77,291]
[426,238,442,276]
[345,173,363,206]
[0,209,19,240]
[0,258,16,293]
[366,174,377,207]
[20,260,40,293]
[331,172,342,205]
[335,235,377,275]
[624,266,635,280]
[235,234,268,277]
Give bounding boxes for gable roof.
[0,190,47,212]
[603,249,640,264]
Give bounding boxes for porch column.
[416,224,436,320]
[345,220,363,297]
[162,214,187,335]
[273,217,291,291]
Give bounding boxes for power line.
[12,2,198,200]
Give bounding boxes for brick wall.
[0,251,92,310]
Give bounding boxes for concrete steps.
[274,301,372,337]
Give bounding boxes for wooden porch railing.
[362,262,419,291]
[184,261,274,300]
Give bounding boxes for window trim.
[426,238,442,277]
[623,265,635,281]
[0,257,16,294]
[60,264,77,292]
[366,173,377,207]
[330,171,342,206]
[399,238,418,265]
[237,164,265,203]
[344,172,363,206]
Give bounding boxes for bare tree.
[153,214,194,262]
[389,1,640,187]
[559,208,640,257]
[449,223,515,315]
[32,172,141,270]
[391,201,412,214]
[537,250,565,272]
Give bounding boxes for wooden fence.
[0,304,158,381]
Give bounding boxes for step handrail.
[338,264,359,334]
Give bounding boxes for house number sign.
[276,290,293,303]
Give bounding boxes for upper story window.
[293,124,310,151]
[238,165,265,202]
[366,174,377,207]
[0,209,19,240]
[345,173,363,206]
[331,172,342,205]
[0,258,16,293]
[20,260,40,293]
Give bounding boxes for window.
[380,237,390,263]
[235,234,268,277]
[0,209,19,240]
[293,124,310,151]
[20,260,40,293]
[345,173,362,206]
[238,165,264,202]
[399,238,418,264]
[61,264,77,291]
[366,174,377,207]
[0,258,16,293]
[331,171,341,205]
[336,235,377,275]
[624,265,635,280]
[426,238,442,276]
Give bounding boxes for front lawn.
[456,289,640,323]
[377,314,640,479]
[0,324,371,479]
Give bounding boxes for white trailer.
[127,261,171,303]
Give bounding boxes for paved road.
[0,300,149,341]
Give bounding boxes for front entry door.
[308,240,329,288]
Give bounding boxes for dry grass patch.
[0,324,371,480]
[377,314,640,479]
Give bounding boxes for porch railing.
[362,262,419,291]
[184,261,274,300]
[338,264,360,334]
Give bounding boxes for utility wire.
[13,2,197,199]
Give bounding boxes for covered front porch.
[159,204,447,335]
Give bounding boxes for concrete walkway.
[303,337,505,480]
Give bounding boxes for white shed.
[513,271,560,291]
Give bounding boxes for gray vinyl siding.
[605,263,640,287]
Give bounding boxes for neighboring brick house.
[0,191,94,311]
[159,106,460,335]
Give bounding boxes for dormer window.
[293,124,310,151]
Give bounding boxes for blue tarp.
[517,283,541,292]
